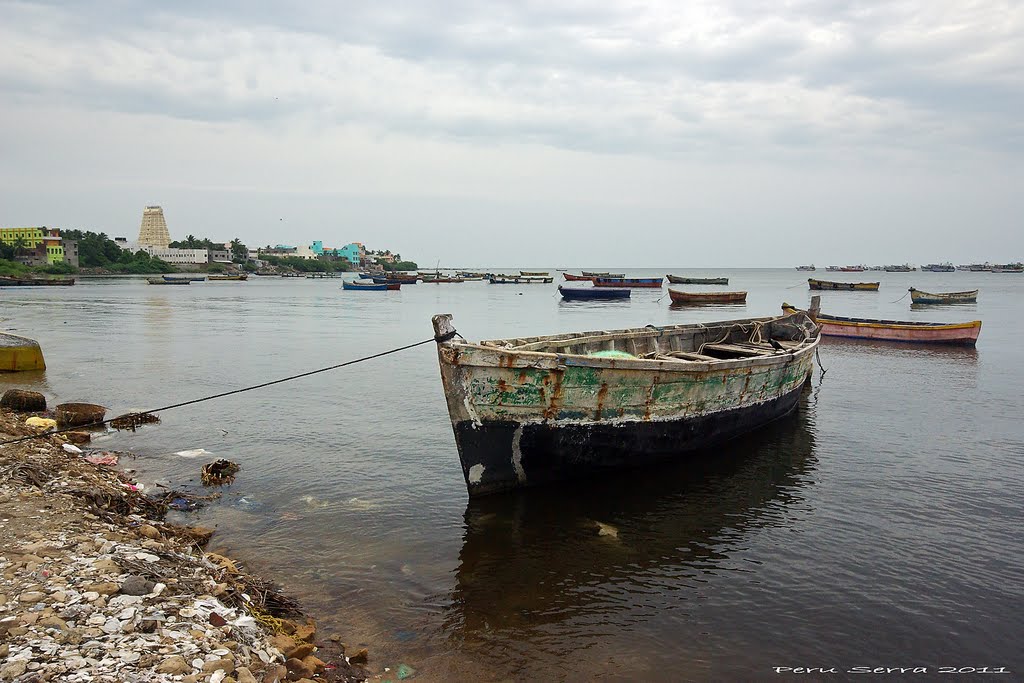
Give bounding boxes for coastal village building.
[138,206,171,249]
[114,238,230,265]
[0,227,65,265]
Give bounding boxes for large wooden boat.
[593,277,662,288]
[372,276,417,285]
[666,275,729,285]
[558,286,630,300]
[0,276,75,286]
[990,264,1023,273]
[563,272,596,281]
[520,271,550,277]
[807,278,879,291]
[431,309,820,496]
[908,287,978,304]
[582,271,625,278]
[208,274,248,281]
[163,275,207,282]
[782,303,980,346]
[921,263,955,272]
[488,275,552,284]
[0,332,46,372]
[669,289,747,304]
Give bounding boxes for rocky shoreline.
[0,401,372,683]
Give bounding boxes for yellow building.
[0,227,65,264]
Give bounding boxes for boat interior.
[478,315,818,363]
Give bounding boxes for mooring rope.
[890,290,911,304]
[0,330,458,447]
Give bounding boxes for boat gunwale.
[441,315,820,373]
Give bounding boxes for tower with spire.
[138,206,171,248]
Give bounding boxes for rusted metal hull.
[432,312,819,496]
[669,289,746,304]
[808,278,879,291]
[908,288,977,304]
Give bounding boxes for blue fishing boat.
[558,286,631,300]
[343,280,388,291]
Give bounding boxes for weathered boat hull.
[148,278,189,285]
[593,277,663,288]
[558,286,630,300]
[0,332,46,372]
[0,276,75,286]
[807,278,879,291]
[451,385,806,495]
[432,312,819,496]
[582,272,624,278]
[342,281,388,291]
[908,288,977,304]
[782,305,981,345]
[488,276,552,284]
[669,289,746,304]
[208,275,248,281]
[666,275,729,285]
[563,273,594,281]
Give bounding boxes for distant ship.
[795,264,816,271]
[921,263,955,272]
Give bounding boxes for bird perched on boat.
[768,337,785,352]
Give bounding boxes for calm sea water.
[3,269,1022,681]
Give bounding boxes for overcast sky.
[1,1,1020,266]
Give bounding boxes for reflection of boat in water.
[443,388,817,666]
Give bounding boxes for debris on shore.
[0,404,370,682]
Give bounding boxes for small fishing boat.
[558,286,631,300]
[921,263,955,272]
[807,278,879,291]
[163,275,206,282]
[372,276,416,286]
[0,331,46,372]
[840,265,865,272]
[665,275,729,285]
[488,275,553,284]
[884,264,914,272]
[563,273,596,281]
[908,287,978,304]
[582,271,625,278]
[431,306,820,496]
[782,303,981,346]
[0,276,75,286]
[520,271,550,277]
[668,289,747,304]
[593,277,662,288]
[208,274,248,281]
[342,280,389,291]
[147,277,190,285]
[796,265,816,271]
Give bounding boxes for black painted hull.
[453,382,807,496]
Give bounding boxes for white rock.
[116,607,136,621]
[192,658,204,669]
[100,618,121,634]
[82,592,99,602]
[134,553,160,563]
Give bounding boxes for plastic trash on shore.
[25,416,57,430]
[62,443,83,454]
[174,448,210,458]
[84,452,119,466]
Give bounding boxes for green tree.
[230,238,247,262]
